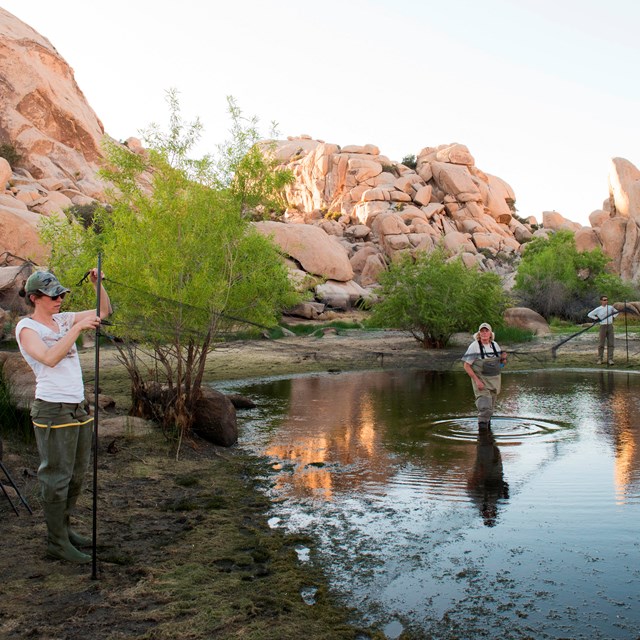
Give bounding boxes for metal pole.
[624,300,629,363]
[91,254,102,580]
[0,470,20,515]
[0,460,33,515]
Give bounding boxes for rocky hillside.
[1,6,639,320]
[575,158,640,282]
[0,7,108,264]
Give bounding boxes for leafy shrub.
[514,231,639,322]
[0,143,21,167]
[381,164,399,177]
[401,154,417,170]
[367,248,510,348]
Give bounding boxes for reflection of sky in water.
[220,369,640,639]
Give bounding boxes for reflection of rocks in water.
[264,373,395,499]
[467,427,509,526]
[599,371,640,503]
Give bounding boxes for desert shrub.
[0,143,21,167]
[401,154,417,170]
[514,231,638,322]
[41,91,299,447]
[66,202,105,231]
[368,248,510,348]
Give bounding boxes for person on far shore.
[587,295,618,365]
[462,323,507,430]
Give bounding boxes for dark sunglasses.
[44,292,67,301]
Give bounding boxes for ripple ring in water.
[430,416,569,443]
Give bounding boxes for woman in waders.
[16,269,111,564]
[462,322,507,429]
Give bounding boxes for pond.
[218,368,640,639]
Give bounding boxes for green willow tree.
[210,96,293,215]
[368,249,509,348]
[41,91,299,445]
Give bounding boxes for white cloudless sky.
[3,0,639,226]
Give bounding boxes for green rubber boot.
[65,494,92,548]
[43,501,91,564]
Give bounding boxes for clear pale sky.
[3,0,639,226]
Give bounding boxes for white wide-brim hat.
[473,322,495,340]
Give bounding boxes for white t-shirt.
[15,312,85,403]
[461,339,502,364]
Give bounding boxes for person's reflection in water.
[466,426,509,527]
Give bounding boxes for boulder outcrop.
[0,8,106,194]
[8,6,638,324]
[577,158,640,281]
[273,138,525,251]
[254,221,354,282]
[0,7,112,263]
[256,136,540,311]
[503,307,551,336]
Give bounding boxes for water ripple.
[430,416,569,443]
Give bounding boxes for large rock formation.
[6,5,638,321]
[578,158,640,281]
[258,136,543,310]
[0,7,110,264]
[0,8,106,194]
[272,137,531,263]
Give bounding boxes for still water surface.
[219,368,640,639]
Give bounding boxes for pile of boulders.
[254,137,550,314]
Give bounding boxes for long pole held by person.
[91,253,102,580]
[624,300,629,363]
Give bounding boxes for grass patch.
[1,424,382,639]
[174,474,200,487]
[549,316,640,335]
[496,326,536,343]
[278,321,364,338]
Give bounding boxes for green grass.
[270,321,365,339]
[549,315,640,335]
[496,326,536,343]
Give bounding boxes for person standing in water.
[16,269,111,564]
[587,295,618,365]
[462,322,507,429]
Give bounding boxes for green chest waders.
[32,400,93,564]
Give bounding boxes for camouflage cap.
[24,271,70,297]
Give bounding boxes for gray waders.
[32,400,93,564]
[470,360,501,428]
